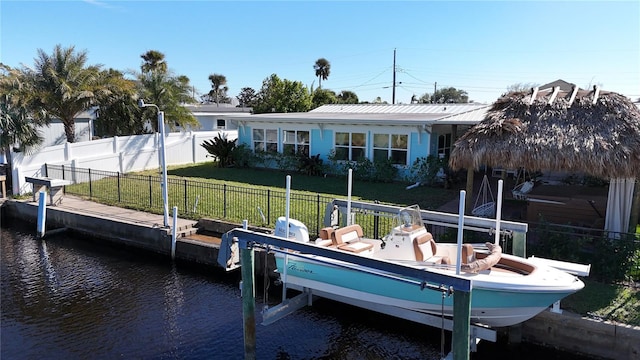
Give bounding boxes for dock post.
[37,191,47,238]
[452,290,472,360]
[171,206,178,260]
[239,223,256,360]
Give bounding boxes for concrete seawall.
[2,197,638,359]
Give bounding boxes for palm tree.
[141,50,168,74]
[29,44,104,143]
[94,68,146,137]
[138,67,199,131]
[208,73,228,105]
[313,58,331,89]
[0,64,46,193]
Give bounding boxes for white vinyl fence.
[10,130,237,195]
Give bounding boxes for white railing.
[10,130,237,195]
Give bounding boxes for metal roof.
[232,103,490,126]
[311,103,487,115]
[184,104,252,113]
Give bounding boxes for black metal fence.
[45,164,335,236]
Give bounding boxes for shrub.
[200,133,237,167]
[408,155,446,186]
[297,154,323,176]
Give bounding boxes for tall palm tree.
[138,70,198,132]
[208,73,228,105]
[313,58,331,89]
[30,44,104,143]
[141,50,168,74]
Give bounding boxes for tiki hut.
[449,84,640,234]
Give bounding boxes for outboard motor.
[274,217,310,243]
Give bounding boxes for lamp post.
[139,99,169,227]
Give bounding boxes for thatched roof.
[449,86,640,179]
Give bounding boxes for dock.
[1,195,638,359]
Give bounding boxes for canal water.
[1,220,593,360]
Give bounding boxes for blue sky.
[2,1,639,104]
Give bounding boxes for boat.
[272,203,586,328]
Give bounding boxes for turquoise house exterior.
[232,104,490,178]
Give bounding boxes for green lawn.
[163,162,459,210]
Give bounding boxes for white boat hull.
[276,252,584,328]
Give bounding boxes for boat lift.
[219,226,490,360]
[219,186,498,360]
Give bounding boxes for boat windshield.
[394,205,424,230]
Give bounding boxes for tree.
[137,50,199,131]
[140,50,168,74]
[0,64,46,193]
[373,96,387,104]
[430,87,469,103]
[313,58,331,89]
[236,87,257,107]
[252,74,312,114]
[28,44,105,143]
[337,90,359,104]
[312,88,337,108]
[207,73,229,105]
[94,68,147,137]
[505,82,539,94]
[417,93,431,103]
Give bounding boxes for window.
[253,129,278,153]
[282,130,309,156]
[216,119,226,129]
[373,133,408,165]
[438,133,452,158]
[334,132,366,161]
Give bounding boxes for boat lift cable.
[441,289,447,360]
[263,245,270,311]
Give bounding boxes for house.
[183,103,250,131]
[231,103,491,178]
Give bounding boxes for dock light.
[139,99,169,228]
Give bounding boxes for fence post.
[61,165,65,180]
[317,194,321,235]
[267,189,271,224]
[44,163,49,177]
[149,175,153,207]
[117,172,121,203]
[88,168,93,199]
[374,200,380,239]
[184,179,188,215]
[223,184,227,218]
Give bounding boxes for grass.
[164,162,459,210]
[561,279,640,326]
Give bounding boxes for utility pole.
[392,48,396,105]
[434,82,437,103]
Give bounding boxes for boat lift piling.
[37,191,47,238]
[238,220,256,360]
[222,227,476,360]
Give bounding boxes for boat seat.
[413,233,436,261]
[315,227,335,247]
[461,244,476,264]
[331,224,373,253]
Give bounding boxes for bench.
[331,224,374,253]
[25,176,72,205]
